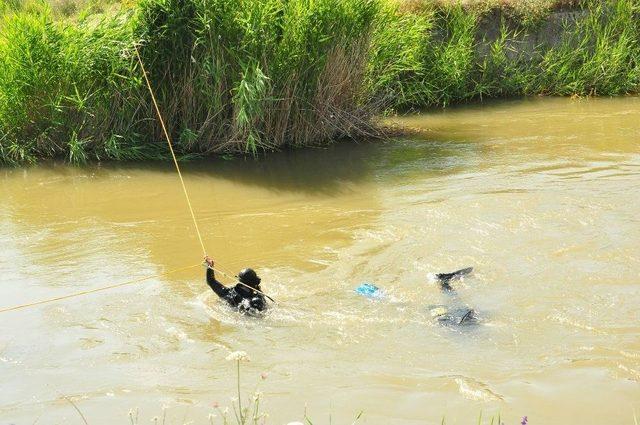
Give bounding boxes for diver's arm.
[204,256,230,298]
[206,267,230,298]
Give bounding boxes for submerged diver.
[430,267,477,326]
[204,256,267,314]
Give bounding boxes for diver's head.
[238,268,261,288]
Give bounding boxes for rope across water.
[0,264,276,314]
[0,45,277,314]
[0,263,202,314]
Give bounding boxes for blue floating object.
[355,283,383,298]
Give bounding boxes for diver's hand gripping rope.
[205,263,277,304]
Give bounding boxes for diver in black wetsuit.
[431,267,477,326]
[204,256,267,313]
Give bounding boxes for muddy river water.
[1,97,639,424]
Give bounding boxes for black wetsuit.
[433,267,477,326]
[206,268,266,313]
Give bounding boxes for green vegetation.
[0,0,141,163]
[0,0,379,164]
[1,0,639,164]
[367,0,640,107]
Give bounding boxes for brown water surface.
[1,97,639,424]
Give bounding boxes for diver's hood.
[238,268,261,287]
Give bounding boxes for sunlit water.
[1,97,639,425]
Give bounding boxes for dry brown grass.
[46,0,133,17]
[44,0,584,19]
[396,0,584,17]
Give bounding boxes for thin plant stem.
[63,396,89,425]
[237,360,243,424]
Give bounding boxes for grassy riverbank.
[1,0,639,164]
[370,0,640,107]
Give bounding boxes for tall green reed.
[0,1,143,164]
[371,0,640,111]
[1,0,639,164]
[132,0,380,154]
[0,0,381,164]
[536,0,640,95]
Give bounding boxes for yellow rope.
[134,45,277,303]
[211,266,278,304]
[212,263,239,280]
[0,47,278,315]
[134,46,268,298]
[0,263,202,314]
[0,263,277,313]
[134,45,207,257]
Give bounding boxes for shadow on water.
[2,141,375,195]
[117,138,477,193]
[2,137,481,195]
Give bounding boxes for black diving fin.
[436,267,473,287]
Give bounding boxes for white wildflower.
[225,351,250,362]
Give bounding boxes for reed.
[133,0,380,154]
[369,0,640,110]
[1,0,639,164]
[0,1,143,164]
[535,0,640,96]
[0,0,381,163]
